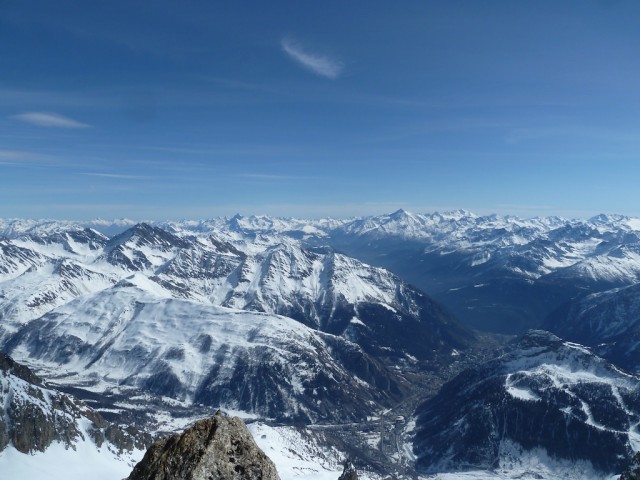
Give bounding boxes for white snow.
[505,375,540,402]
[0,441,142,480]
[424,439,615,480]
[248,423,381,480]
[350,316,367,327]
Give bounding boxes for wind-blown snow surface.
[414,331,640,477]
[249,423,344,480]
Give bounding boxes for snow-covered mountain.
[145,209,640,334]
[0,216,486,477]
[4,212,640,478]
[156,238,473,362]
[5,272,410,424]
[87,209,640,334]
[324,210,640,333]
[0,219,475,364]
[413,330,640,477]
[0,352,147,480]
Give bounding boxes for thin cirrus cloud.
[78,172,152,180]
[0,150,39,160]
[281,37,343,79]
[12,111,90,128]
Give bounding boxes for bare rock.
[338,459,359,480]
[0,352,150,455]
[127,410,280,480]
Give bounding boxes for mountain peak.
[389,208,412,218]
[127,411,280,480]
[106,222,189,251]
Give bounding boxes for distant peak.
[389,208,414,219]
[132,221,154,231]
[589,213,628,224]
[228,213,245,230]
[436,209,477,220]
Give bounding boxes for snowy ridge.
[3,210,640,291]
[329,209,640,283]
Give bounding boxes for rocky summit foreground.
[128,411,279,480]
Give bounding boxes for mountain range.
[2,210,640,479]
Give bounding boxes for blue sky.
[2,1,640,220]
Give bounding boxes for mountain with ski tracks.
[414,330,640,477]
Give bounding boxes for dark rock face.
[0,352,149,454]
[337,460,358,480]
[413,331,640,475]
[0,351,42,385]
[128,411,279,480]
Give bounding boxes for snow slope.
[6,275,406,423]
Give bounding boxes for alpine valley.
[2,210,640,479]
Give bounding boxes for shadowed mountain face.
[324,211,640,334]
[545,283,640,373]
[413,331,640,476]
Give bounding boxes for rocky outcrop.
[338,460,358,480]
[0,352,149,454]
[128,411,279,480]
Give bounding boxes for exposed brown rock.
[0,352,150,454]
[128,410,280,480]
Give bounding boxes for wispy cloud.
[78,172,152,180]
[281,37,343,79]
[0,149,55,167]
[12,112,90,128]
[0,150,40,160]
[235,173,320,181]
